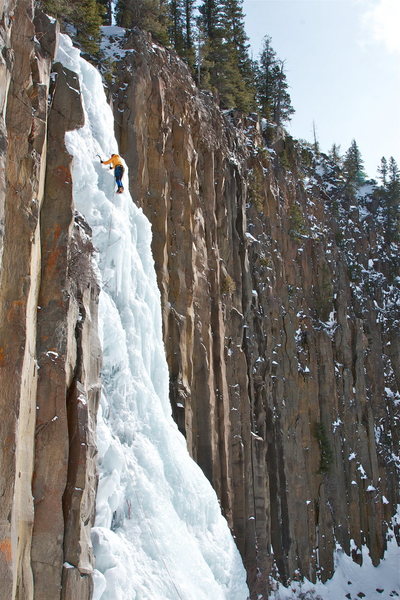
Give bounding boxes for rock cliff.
[110,28,400,597]
[0,4,399,599]
[0,4,100,598]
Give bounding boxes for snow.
[102,25,125,37]
[245,232,258,243]
[269,523,400,600]
[100,26,135,62]
[56,34,249,600]
[357,464,368,479]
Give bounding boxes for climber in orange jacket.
[101,153,125,193]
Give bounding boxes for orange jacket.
[102,154,123,168]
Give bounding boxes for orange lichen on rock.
[0,538,12,563]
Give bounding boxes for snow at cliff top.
[56,34,249,600]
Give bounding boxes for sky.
[243,0,400,178]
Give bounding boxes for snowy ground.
[57,34,249,600]
[270,520,400,599]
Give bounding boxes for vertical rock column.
[0,4,55,598]
[31,62,101,600]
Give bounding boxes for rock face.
[1,6,399,599]
[0,3,100,599]
[111,30,400,597]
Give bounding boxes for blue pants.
[115,165,124,188]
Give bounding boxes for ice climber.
[101,153,125,193]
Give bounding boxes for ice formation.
[56,35,249,600]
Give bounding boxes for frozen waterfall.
[56,35,249,600]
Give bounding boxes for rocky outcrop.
[0,4,100,599]
[110,29,400,597]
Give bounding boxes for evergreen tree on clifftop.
[378,156,388,187]
[329,143,342,168]
[37,0,105,55]
[343,139,366,191]
[198,0,255,112]
[168,0,196,69]
[255,35,294,125]
[116,0,170,45]
[378,156,400,242]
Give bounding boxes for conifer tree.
[197,0,255,111]
[168,0,195,69]
[75,0,104,55]
[36,0,73,21]
[343,139,366,189]
[198,0,221,40]
[37,0,105,55]
[169,0,186,52]
[197,0,223,88]
[182,0,195,66]
[97,0,112,25]
[384,156,400,240]
[255,36,275,120]
[378,156,388,187]
[219,0,255,110]
[273,59,294,124]
[116,0,169,45]
[256,36,294,124]
[328,144,342,167]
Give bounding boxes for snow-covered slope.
[269,519,400,600]
[56,35,249,600]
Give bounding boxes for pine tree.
[273,59,294,124]
[219,0,255,111]
[198,0,221,40]
[197,0,255,111]
[343,139,366,190]
[197,0,223,89]
[182,0,195,67]
[378,156,388,187]
[169,0,185,52]
[384,156,400,240]
[37,0,105,55]
[116,0,169,45]
[97,0,112,25]
[75,0,104,55]
[36,0,73,21]
[255,36,275,120]
[328,144,342,167]
[168,0,195,69]
[256,36,294,125]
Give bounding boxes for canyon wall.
[0,4,399,598]
[111,29,400,597]
[0,4,100,598]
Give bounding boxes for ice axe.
[97,154,113,169]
